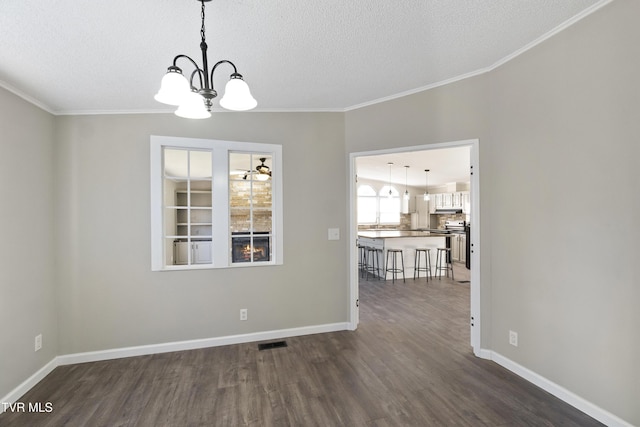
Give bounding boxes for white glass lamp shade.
[219,77,257,111]
[154,69,190,106]
[255,173,270,181]
[423,192,430,201]
[175,91,211,119]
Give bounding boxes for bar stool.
[385,249,405,283]
[414,248,432,281]
[435,248,454,280]
[365,247,382,280]
[358,244,367,278]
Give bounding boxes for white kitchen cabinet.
[413,196,430,228]
[429,191,469,213]
[452,191,471,210]
[458,234,466,263]
[430,193,444,212]
[442,193,453,208]
[451,234,467,263]
[452,192,462,209]
[451,234,460,261]
[462,192,471,214]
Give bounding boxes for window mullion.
[211,147,229,267]
[187,151,192,265]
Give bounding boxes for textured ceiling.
[0,0,607,114]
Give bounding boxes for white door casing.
[348,139,482,356]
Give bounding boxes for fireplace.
[232,232,271,263]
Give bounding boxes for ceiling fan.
[230,157,272,181]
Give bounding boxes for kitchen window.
[379,185,400,224]
[357,184,401,225]
[357,185,377,224]
[150,136,283,271]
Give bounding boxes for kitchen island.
[358,230,451,280]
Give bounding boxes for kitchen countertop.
[358,230,451,239]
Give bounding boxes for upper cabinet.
[429,193,443,213]
[452,192,462,209]
[462,192,471,214]
[428,191,470,213]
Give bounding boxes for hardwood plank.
[0,275,604,426]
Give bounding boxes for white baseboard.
[3,327,632,427]
[57,322,350,366]
[490,351,633,427]
[476,347,493,360]
[0,358,58,414]
[1,322,349,414]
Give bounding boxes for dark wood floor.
[0,271,602,426]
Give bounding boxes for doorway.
[348,139,481,355]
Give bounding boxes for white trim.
[345,0,614,112]
[55,107,346,115]
[2,1,613,117]
[150,136,283,271]
[57,322,349,366]
[344,68,494,112]
[0,358,58,414]
[489,0,614,71]
[1,322,349,414]
[469,141,481,354]
[0,79,56,115]
[490,351,634,427]
[477,348,493,360]
[348,139,481,355]
[2,329,632,426]
[348,154,359,329]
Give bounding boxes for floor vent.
[458,280,470,284]
[258,341,288,351]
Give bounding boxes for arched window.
[357,185,377,224]
[379,185,400,224]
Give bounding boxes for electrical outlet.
[509,330,518,347]
[240,309,248,321]
[35,334,42,352]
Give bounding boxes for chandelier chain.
[200,1,206,44]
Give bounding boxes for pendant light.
[423,169,430,201]
[403,166,410,201]
[387,162,393,198]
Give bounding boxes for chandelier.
[154,0,257,119]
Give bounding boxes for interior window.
[229,153,273,264]
[150,136,283,271]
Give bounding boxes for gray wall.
[347,0,639,424]
[0,89,57,395]
[53,112,347,354]
[1,0,638,424]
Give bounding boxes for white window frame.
[150,135,283,271]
